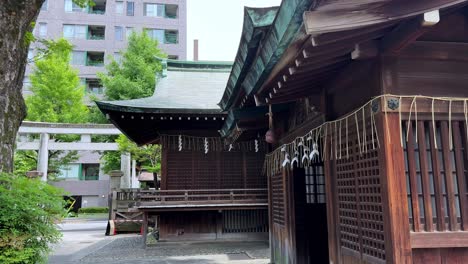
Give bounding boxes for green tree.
[15,38,86,179]
[97,31,164,173]
[100,135,161,174]
[0,0,94,172]
[26,38,88,123]
[98,31,166,100]
[0,173,66,263]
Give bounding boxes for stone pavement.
[49,235,269,264]
[79,236,270,264]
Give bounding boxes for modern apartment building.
[24,0,187,97]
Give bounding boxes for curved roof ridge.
[218,6,280,110]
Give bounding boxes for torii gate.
[16,121,138,188]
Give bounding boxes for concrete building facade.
[24,0,187,96]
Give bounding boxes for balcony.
[86,52,104,67]
[87,25,105,40]
[88,0,106,15]
[115,189,268,212]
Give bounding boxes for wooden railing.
[114,188,268,209]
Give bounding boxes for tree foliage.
[116,135,161,173]
[100,135,161,174]
[97,31,164,174]
[98,31,166,100]
[15,38,86,179]
[0,173,66,263]
[25,38,88,123]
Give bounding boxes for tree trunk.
[0,1,43,172]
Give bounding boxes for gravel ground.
[80,236,270,263]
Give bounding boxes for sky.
[186,0,282,62]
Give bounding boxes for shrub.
[78,206,109,214]
[0,173,66,264]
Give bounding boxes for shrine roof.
[96,60,233,114]
[218,6,280,110]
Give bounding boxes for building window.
[304,165,326,204]
[126,1,134,16]
[41,0,48,11]
[59,164,81,179]
[146,28,164,43]
[114,52,122,64]
[85,79,104,95]
[82,164,100,181]
[64,0,87,12]
[144,3,164,17]
[145,28,178,44]
[38,23,47,37]
[115,1,123,14]
[115,26,123,41]
[63,24,87,39]
[71,51,86,65]
[125,27,134,40]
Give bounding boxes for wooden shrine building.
[97,59,269,241]
[216,0,468,263]
[99,1,468,263]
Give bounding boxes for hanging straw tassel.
[335,121,338,160]
[448,100,453,150]
[339,120,342,159]
[346,117,349,159]
[432,99,438,149]
[370,105,375,150]
[464,100,468,142]
[399,96,403,147]
[406,97,417,144]
[355,112,362,155]
[362,107,367,153]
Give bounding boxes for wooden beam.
[411,232,468,248]
[400,41,468,61]
[381,10,440,54]
[303,1,458,34]
[311,24,392,47]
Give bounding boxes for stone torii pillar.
[37,133,49,181]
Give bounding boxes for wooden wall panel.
[159,211,217,240]
[413,248,468,264]
[163,150,266,190]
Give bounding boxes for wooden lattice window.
[304,164,326,204]
[335,123,385,262]
[403,120,468,232]
[271,171,285,226]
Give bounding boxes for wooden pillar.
[142,212,148,248]
[160,147,167,190]
[324,141,339,264]
[377,112,412,263]
[216,210,223,239]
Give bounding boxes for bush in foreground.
[0,173,66,264]
[78,206,109,214]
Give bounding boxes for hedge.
[78,206,109,214]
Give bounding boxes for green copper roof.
[97,60,232,114]
[219,0,313,110]
[218,6,279,110]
